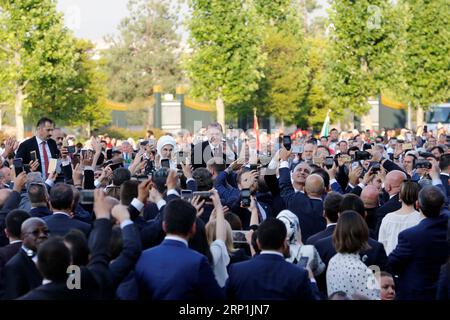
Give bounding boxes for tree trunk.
[15,86,25,140]
[86,121,91,137]
[216,95,225,129]
[416,106,424,129]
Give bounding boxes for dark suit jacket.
[315,235,388,270]
[191,140,235,170]
[0,190,22,247]
[437,263,450,300]
[388,214,449,300]
[0,249,43,299]
[440,173,450,198]
[306,224,336,246]
[375,194,401,239]
[43,213,91,238]
[29,206,53,218]
[15,136,60,174]
[134,239,225,300]
[225,254,318,300]
[0,242,22,275]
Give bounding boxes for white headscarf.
[276,210,302,245]
[156,135,177,159]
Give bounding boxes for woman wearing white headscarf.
[156,135,177,170]
[277,210,325,276]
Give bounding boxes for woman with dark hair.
[378,180,422,255]
[326,210,380,300]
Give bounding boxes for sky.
[57,0,329,44]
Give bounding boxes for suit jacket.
[440,173,450,199]
[43,213,91,238]
[306,224,336,246]
[191,140,235,170]
[29,206,53,218]
[0,190,22,247]
[0,242,22,275]
[225,253,318,300]
[278,167,326,242]
[134,239,225,300]
[16,136,60,175]
[375,194,401,239]
[388,214,449,300]
[315,235,388,270]
[0,249,43,299]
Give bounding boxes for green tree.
[187,0,265,127]
[325,0,406,117]
[402,0,449,109]
[104,0,182,103]
[0,0,79,139]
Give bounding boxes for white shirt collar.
[389,194,397,200]
[9,240,22,245]
[42,279,52,285]
[260,250,284,258]
[53,211,71,217]
[441,172,449,177]
[165,235,188,247]
[326,223,337,228]
[309,196,323,201]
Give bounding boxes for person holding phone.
[156,135,177,170]
[15,117,60,179]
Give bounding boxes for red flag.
[253,108,260,151]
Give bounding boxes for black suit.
[191,140,235,170]
[43,213,91,238]
[440,173,450,198]
[375,194,401,239]
[29,207,53,219]
[0,242,22,275]
[15,136,60,175]
[306,224,336,246]
[0,191,22,247]
[0,249,43,299]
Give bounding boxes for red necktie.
[41,141,49,177]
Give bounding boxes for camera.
[241,188,251,208]
[67,146,76,154]
[354,151,371,161]
[415,160,432,169]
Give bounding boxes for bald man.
[361,185,381,233]
[0,189,12,209]
[375,170,407,238]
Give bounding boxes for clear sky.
[57,0,329,43]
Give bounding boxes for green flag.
[320,110,331,137]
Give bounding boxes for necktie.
[41,141,49,177]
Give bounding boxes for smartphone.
[297,256,309,269]
[351,161,360,170]
[80,190,95,205]
[67,146,76,154]
[193,191,212,200]
[140,140,149,147]
[81,149,88,158]
[161,159,170,169]
[106,149,113,160]
[240,188,251,208]
[249,164,258,171]
[181,189,193,201]
[232,230,249,244]
[13,158,24,176]
[109,162,123,171]
[324,156,334,169]
[292,145,303,154]
[313,156,324,165]
[340,154,352,163]
[135,175,149,183]
[283,135,292,151]
[30,151,37,162]
[424,125,428,133]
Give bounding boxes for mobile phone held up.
[13,158,24,176]
[80,190,94,205]
[240,188,251,208]
[161,159,170,169]
[30,151,37,162]
[181,189,193,201]
[282,135,292,151]
[192,191,212,200]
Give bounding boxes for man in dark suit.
[44,184,91,237]
[360,185,381,235]
[306,192,342,246]
[16,117,60,180]
[388,184,449,300]
[28,183,52,218]
[134,198,224,300]
[439,154,450,198]
[191,122,235,170]
[374,170,406,238]
[226,218,318,300]
[0,210,31,274]
[0,217,49,299]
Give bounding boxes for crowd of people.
[0,117,448,300]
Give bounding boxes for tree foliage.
[104,0,182,103]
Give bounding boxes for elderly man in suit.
[0,217,49,299]
[134,197,224,300]
[16,117,60,180]
[388,162,449,300]
[226,218,318,300]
